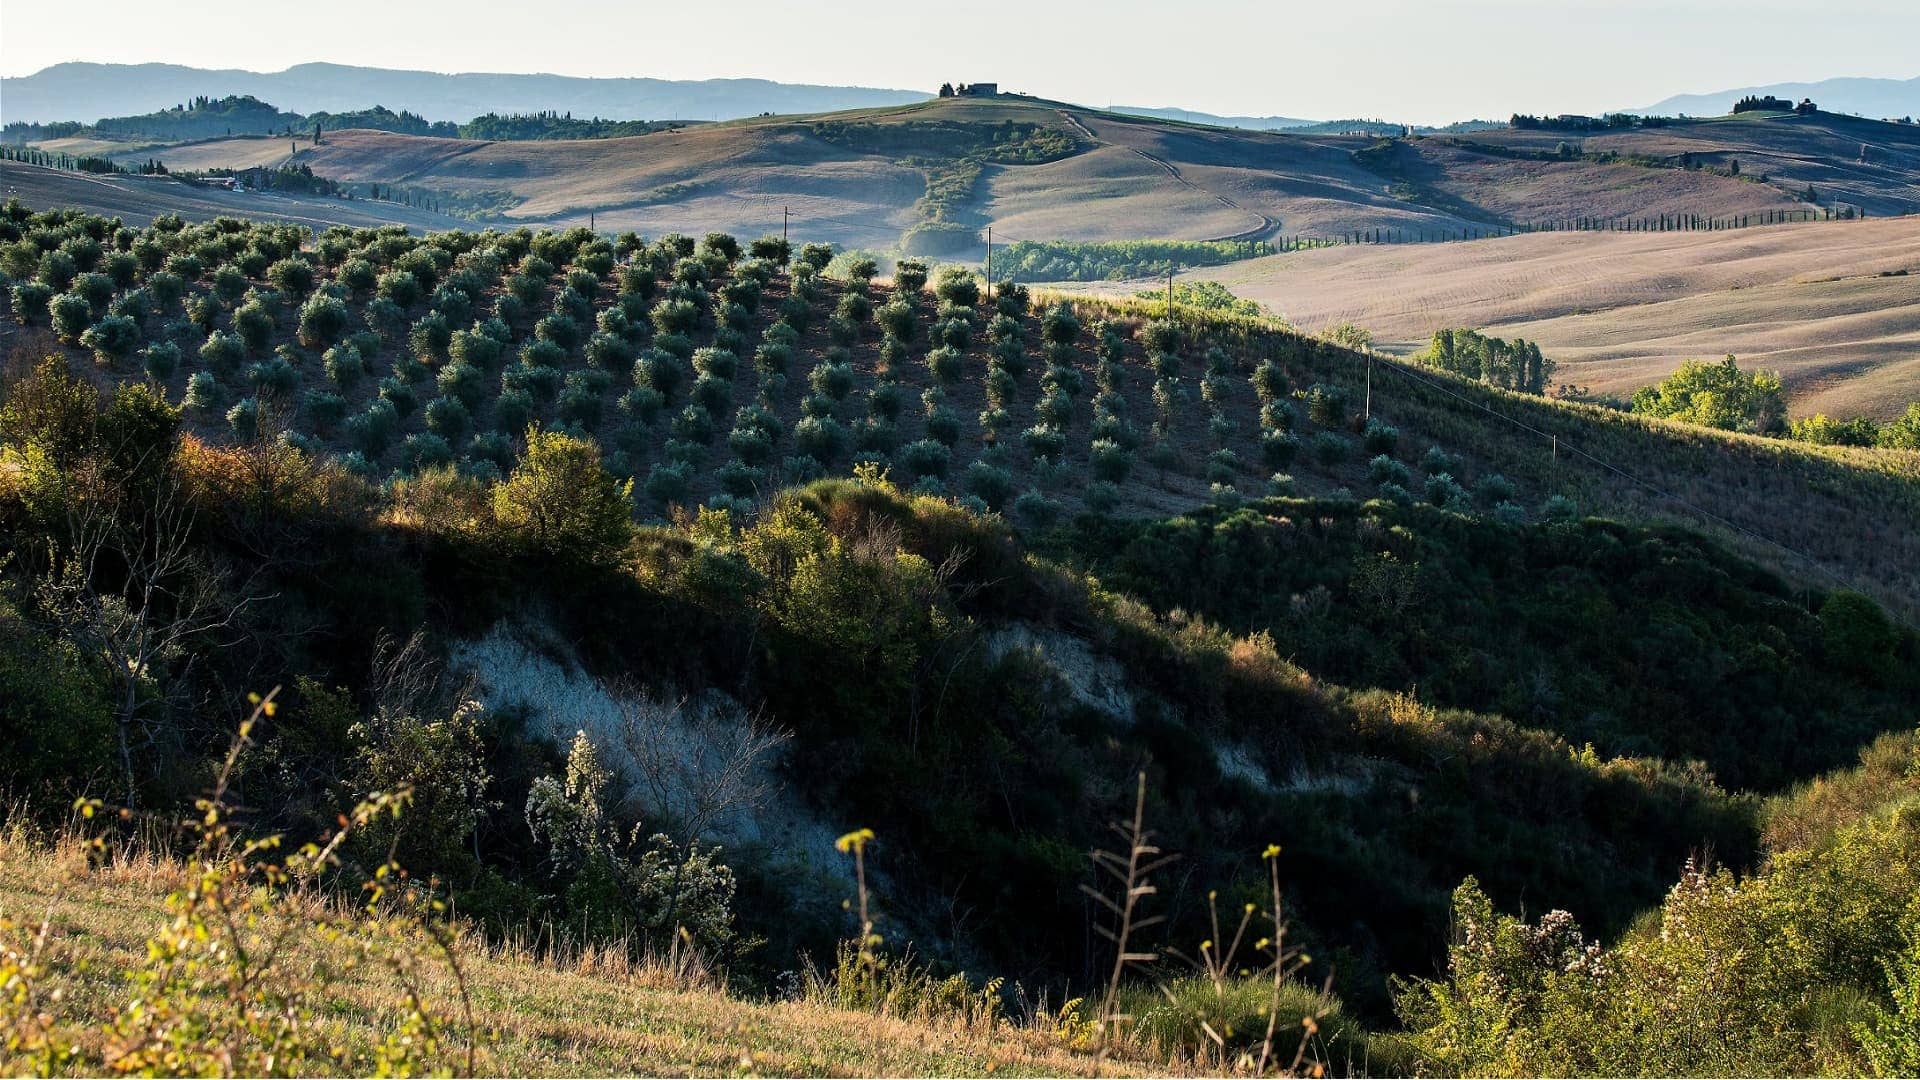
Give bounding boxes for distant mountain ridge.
[0,62,928,124]
[1108,105,1316,130]
[1633,74,1920,118]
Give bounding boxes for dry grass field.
[0,836,1155,1077]
[1178,216,1920,416]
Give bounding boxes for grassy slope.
[1169,215,1920,417]
[0,839,1139,1077]
[60,98,1920,249]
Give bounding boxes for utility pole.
[1166,270,1174,321]
[985,226,995,300]
[1364,356,1373,420]
[782,205,789,245]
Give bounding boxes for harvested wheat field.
[1182,215,1920,415]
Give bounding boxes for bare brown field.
[1394,139,1802,224]
[1173,216,1920,416]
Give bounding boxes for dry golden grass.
[0,833,1165,1077]
[1175,216,1920,416]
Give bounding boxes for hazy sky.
[3,0,1917,124]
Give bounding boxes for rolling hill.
[1173,215,1920,418]
[52,94,1920,254]
[0,158,472,232]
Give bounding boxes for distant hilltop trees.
[0,97,698,147]
[1508,112,1665,131]
[1733,95,1818,115]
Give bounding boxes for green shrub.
[1012,488,1061,529]
[810,361,855,401]
[875,300,916,341]
[425,395,473,440]
[378,376,418,418]
[11,280,54,324]
[1363,418,1400,454]
[403,431,455,472]
[142,340,181,380]
[337,258,377,294]
[867,382,904,420]
[348,398,400,456]
[491,426,633,559]
[672,403,717,445]
[303,389,347,430]
[110,288,150,320]
[1421,445,1461,476]
[1090,438,1132,483]
[80,313,141,363]
[923,407,961,447]
[794,415,848,461]
[1368,454,1413,488]
[625,382,672,424]
[49,292,93,341]
[1820,590,1897,676]
[375,268,422,307]
[183,371,223,413]
[933,266,980,307]
[1303,383,1350,427]
[209,264,249,302]
[692,346,739,381]
[645,459,694,507]
[1022,424,1066,463]
[925,346,964,384]
[1425,471,1469,508]
[247,356,297,400]
[225,397,259,438]
[1311,430,1350,465]
[898,439,951,479]
[199,329,246,376]
[1474,473,1516,506]
[434,360,484,409]
[266,257,315,296]
[1261,430,1300,469]
[485,388,530,435]
[853,417,899,454]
